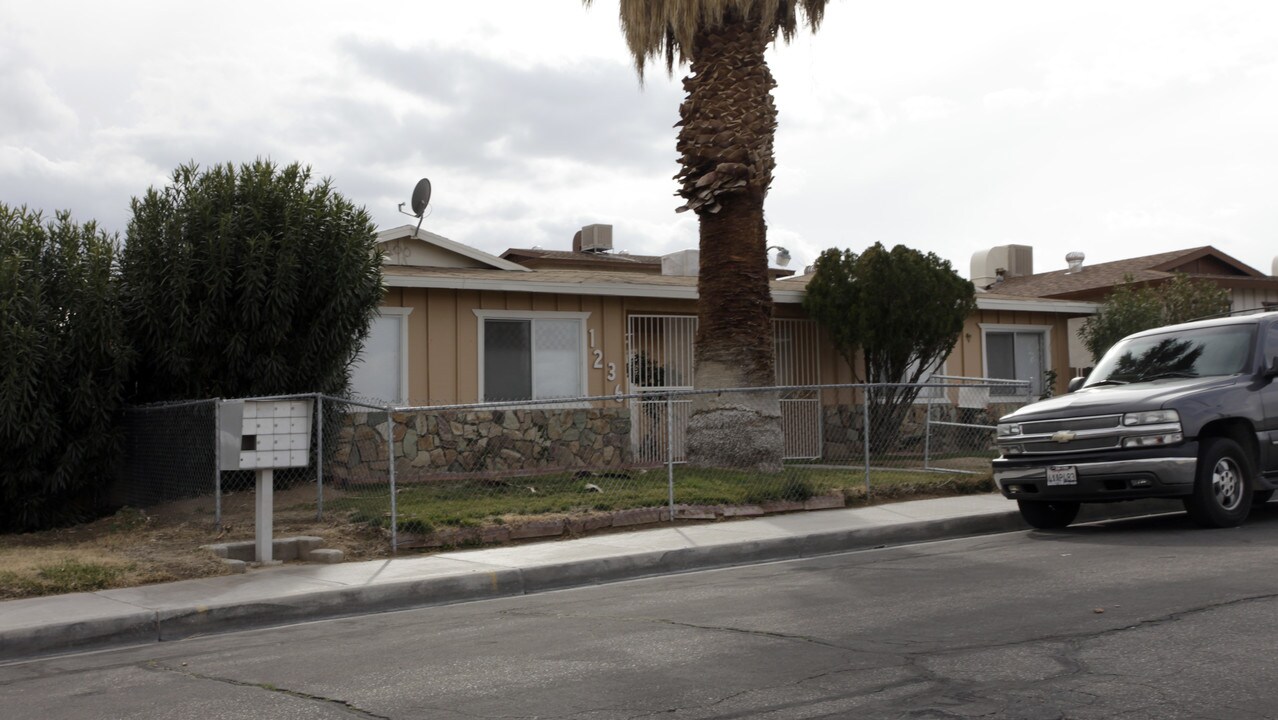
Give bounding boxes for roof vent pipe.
[1065,251,1085,274]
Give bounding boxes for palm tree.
[586,0,829,471]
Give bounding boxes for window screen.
[482,317,583,401]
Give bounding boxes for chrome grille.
[1019,415,1121,435]
[1021,436,1122,453]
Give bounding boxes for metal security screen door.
[627,315,695,464]
[774,319,822,459]
[626,315,821,462]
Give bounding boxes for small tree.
[803,243,975,452]
[0,206,130,531]
[1080,273,1230,363]
[120,161,385,402]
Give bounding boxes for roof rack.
[1188,305,1278,322]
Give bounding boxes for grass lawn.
[330,463,994,534]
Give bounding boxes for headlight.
[1122,409,1180,426]
[997,423,1021,437]
[1123,432,1184,448]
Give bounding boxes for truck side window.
[1267,323,1278,373]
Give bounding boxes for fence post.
[666,393,675,521]
[214,399,222,528]
[862,386,872,502]
[315,393,324,520]
[386,406,398,554]
[924,402,932,471]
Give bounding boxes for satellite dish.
[396,178,433,238]
[410,178,432,216]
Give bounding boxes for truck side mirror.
[1267,356,1278,378]
[1067,376,1086,393]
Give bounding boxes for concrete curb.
[0,499,1182,663]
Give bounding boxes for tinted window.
[1266,322,1278,373]
[1087,324,1255,386]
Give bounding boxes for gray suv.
[993,311,1278,529]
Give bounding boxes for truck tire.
[1183,437,1253,528]
[1017,499,1081,529]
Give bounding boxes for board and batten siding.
[384,288,708,405]
[379,288,1081,404]
[956,308,1074,396]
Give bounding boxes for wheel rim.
[1212,457,1244,511]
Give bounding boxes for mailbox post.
[219,398,314,563]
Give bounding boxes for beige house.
[351,227,1097,418]
[970,244,1278,384]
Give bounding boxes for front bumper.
[992,443,1199,502]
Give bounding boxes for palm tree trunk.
[679,10,783,472]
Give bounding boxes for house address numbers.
[588,328,622,398]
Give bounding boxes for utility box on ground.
[219,399,313,471]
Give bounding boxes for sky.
[2,1,1276,279]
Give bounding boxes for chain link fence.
[113,399,219,509]
[111,381,1033,554]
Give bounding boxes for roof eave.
[382,272,806,303]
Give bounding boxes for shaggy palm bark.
[678,10,783,472]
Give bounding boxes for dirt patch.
[0,486,389,600]
[0,475,995,601]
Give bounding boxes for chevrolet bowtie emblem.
[1051,431,1076,443]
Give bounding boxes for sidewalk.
[0,494,1172,662]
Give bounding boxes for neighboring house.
[353,226,1096,417]
[972,244,1278,375]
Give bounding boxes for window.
[1088,324,1255,385]
[349,307,412,404]
[908,357,947,402]
[983,325,1050,397]
[1265,322,1278,373]
[476,311,588,401]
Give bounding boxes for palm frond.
[585,0,828,77]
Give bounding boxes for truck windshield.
[1086,324,1254,386]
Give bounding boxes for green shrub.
[119,160,384,402]
[0,206,130,531]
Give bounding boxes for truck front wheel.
[1183,437,1253,528]
[1017,499,1081,529]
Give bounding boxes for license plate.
[1046,465,1077,486]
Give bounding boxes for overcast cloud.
[1,0,1275,277]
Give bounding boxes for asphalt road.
[5,505,1278,720]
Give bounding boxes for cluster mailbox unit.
[219,398,314,563]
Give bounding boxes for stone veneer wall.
[329,407,632,484]
[820,402,1021,459]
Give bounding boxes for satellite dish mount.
[396,178,432,237]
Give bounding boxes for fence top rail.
[219,392,321,404]
[930,375,1030,386]
[123,398,222,412]
[126,379,1037,417]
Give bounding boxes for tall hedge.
[120,161,385,402]
[803,243,976,452]
[0,206,130,531]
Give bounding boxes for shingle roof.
[991,246,1270,298]
[500,248,662,265]
[381,264,807,302]
[383,265,1099,313]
